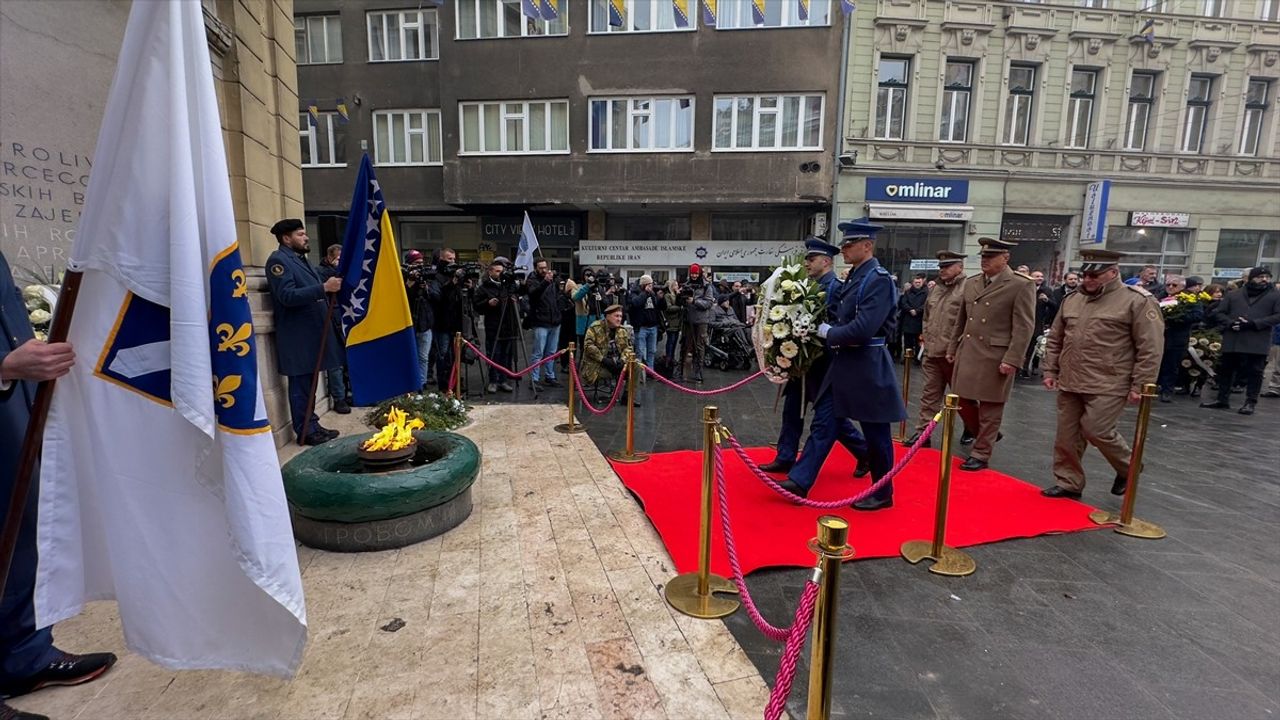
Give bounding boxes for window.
[457,0,567,39]
[1125,72,1157,151]
[875,58,910,140]
[295,15,342,64]
[1263,0,1280,21]
[367,9,438,61]
[459,100,570,154]
[1213,230,1279,281]
[714,0,830,28]
[606,214,690,241]
[372,110,443,166]
[1066,69,1097,149]
[1182,75,1214,153]
[1240,79,1270,156]
[299,113,347,167]
[939,60,973,143]
[589,0,693,32]
[589,97,694,152]
[1108,227,1190,277]
[711,213,805,241]
[1199,0,1224,17]
[1003,64,1036,146]
[712,94,824,150]
[1079,0,1108,6]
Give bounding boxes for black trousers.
[1216,352,1267,404]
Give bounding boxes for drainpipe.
[830,10,852,233]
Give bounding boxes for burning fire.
[362,407,424,452]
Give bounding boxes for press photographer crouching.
[582,304,637,406]
[403,249,439,388]
[473,257,525,393]
[526,258,563,389]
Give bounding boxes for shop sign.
[909,259,940,271]
[1080,179,1111,245]
[1002,214,1069,243]
[1129,211,1190,228]
[481,215,579,243]
[714,272,760,283]
[868,203,973,221]
[866,177,969,204]
[1213,267,1248,279]
[576,240,805,267]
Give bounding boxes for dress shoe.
[1158,390,1172,403]
[333,401,352,414]
[853,458,871,478]
[775,479,809,498]
[959,457,988,472]
[852,495,893,511]
[302,431,330,446]
[1,702,49,720]
[1238,402,1256,415]
[1199,400,1230,409]
[959,431,975,446]
[758,459,794,473]
[0,650,117,698]
[317,425,339,439]
[1041,485,1082,500]
[1111,474,1128,496]
[901,431,921,448]
[1262,390,1280,398]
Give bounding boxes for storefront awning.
[868,203,974,221]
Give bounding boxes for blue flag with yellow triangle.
[337,154,422,405]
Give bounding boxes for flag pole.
[298,295,337,446]
[0,271,84,598]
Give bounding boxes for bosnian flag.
[37,0,306,676]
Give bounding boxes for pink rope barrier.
[764,582,819,720]
[461,339,565,380]
[724,420,939,509]
[568,360,627,415]
[641,364,765,395]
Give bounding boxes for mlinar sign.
[866,177,969,204]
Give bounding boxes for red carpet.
[609,445,1101,576]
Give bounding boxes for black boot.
[1238,402,1256,415]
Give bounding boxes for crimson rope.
[461,339,566,380]
[764,581,819,720]
[642,365,764,395]
[568,360,628,415]
[724,420,939,509]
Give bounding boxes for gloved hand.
[817,323,831,339]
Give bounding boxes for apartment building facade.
[834,0,1280,283]
[293,0,848,285]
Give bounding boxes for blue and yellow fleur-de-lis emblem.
[209,243,268,433]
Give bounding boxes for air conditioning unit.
[810,213,828,239]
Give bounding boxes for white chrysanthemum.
[776,356,792,369]
[780,279,796,292]
[21,285,44,301]
[780,341,799,358]
[768,305,786,321]
[27,309,50,325]
[1180,359,1193,368]
[1199,338,1210,347]
[1209,342,1221,352]
[772,322,790,339]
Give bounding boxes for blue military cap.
[803,236,839,258]
[837,217,885,245]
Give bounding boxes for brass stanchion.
[806,516,853,720]
[1089,383,1166,539]
[608,352,649,463]
[664,406,739,619]
[895,347,914,441]
[449,331,463,398]
[901,394,976,576]
[555,342,587,435]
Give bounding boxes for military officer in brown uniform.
[946,237,1036,471]
[1040,249,1164,499]
[904,250,973,447]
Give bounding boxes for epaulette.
[875,266,891,276]
[1124,284,1153,297]
[1012,271,1034,282]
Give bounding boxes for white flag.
[513,211,540,273]
[35,0,306,676]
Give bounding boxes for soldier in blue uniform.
[780,219,907,511]
[2,252,116,718]
[264,219,345,445]
[760,237,869,478]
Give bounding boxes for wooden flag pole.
[0,270,84,599]
[298,295,337,446]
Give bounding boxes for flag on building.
[1138,18,1155,43]
[673,0,690,27]
[841,0,856,13]
[36,0,306,677]
[609,0,626,27]
[701,0,717,26]
[522,0,541,21]
[797,0,809,21]
[752,0,767,25]
[539,0,560,21]
[336,97,350,124]
[306,100,320,127]
[513,211,540,274]
[337,154,421,405]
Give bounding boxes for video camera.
[591,271,619,287]
[437,261,484,282]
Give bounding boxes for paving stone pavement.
[9,405,775,720]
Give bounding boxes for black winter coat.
[627,288,662,328]
[898,286,928,335]
[526,275,562,328]
[1212,285,1280,355]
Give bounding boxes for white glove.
[817,323,831,339]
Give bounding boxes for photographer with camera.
[627,275,663,371]
[674,263,715,383]
[573,267,608,349]
[473,257,524,393]
[428,248,467,392]
[526,258,563,389]
[582,304,636,405]
[403,250,439,388]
